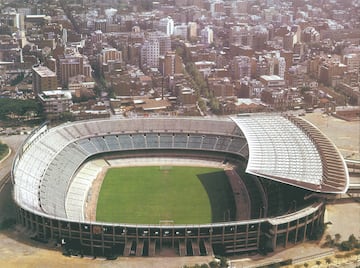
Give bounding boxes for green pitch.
[96,166,235,224]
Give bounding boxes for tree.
[0,143,9,159]
[348,234,358,246]
[334,233,341,244]
[339,241,352,251]
[325,257,332,266]
[316,260,321,267]
[219,256,229,268]
[303,262,309,268]
[0,99,43,121]
[209,97,221,114]
[324,234,334,247]
[10,72,25,86]
[208,261,220,268]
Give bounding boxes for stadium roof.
[231,114,349,194]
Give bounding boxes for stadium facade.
[11,115,349,257]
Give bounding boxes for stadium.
[11,115,349,257]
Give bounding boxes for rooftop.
[32,66,57,78]
[231,114,349,193]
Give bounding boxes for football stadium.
[11,115,349,257]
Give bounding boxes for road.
[0,134,28,181]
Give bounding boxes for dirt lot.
[0,226,212,268]
[303,112,360,160]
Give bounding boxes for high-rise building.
[32,66,58,94]
[159,16,174,36]
[343,54,360,73]
[98,48,122,67]
[148,31,171,56]
[141,39,160,68]
[231,56,251,80]
[174,24,188,40]
[159,51,183,76]
[188,22,197,40]
[58,52,92,87]
[230,24,252,46]
[201,26,213,45]
[210,0,225,16]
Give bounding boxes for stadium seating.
[145,133,159,148]
[12,117,250,218]
[66,159,109,221]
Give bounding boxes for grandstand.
[11,115,349,257]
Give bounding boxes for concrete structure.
[159,16,174,36]
[12,116,348,257]
[200,26,213,45]
[141,39,160,68]
[174,24,188,40]
[159,51,183,76]
[32,66,58,94]
[231,56,251,80]
[148,31,171,57]
[187,22,197,39]
[58,53,92,87]
[37,90,72,116]
[260,75,285,89]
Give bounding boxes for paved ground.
[303,112,360,160]
[229,202,360,268]
[0,134,27,180]
[323,202,360,241]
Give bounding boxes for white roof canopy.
[231,114,348,193]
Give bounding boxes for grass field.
[96,166,235,224]
[0,142,9,160]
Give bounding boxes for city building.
[58,51,92,87]
[231,56,251,80]
[200,26,214,45]
[174,24,188,40]
[37,90,73,117]
[141,39,160,68]
[98,48,123,73]
[32,66,58,94]
[159,16,174,36]
[148,31,171,56]
[159,51,183,76]
[187,22,197,40]
[260,75,286,90]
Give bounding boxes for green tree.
[219,256,229,268]
[325,257,332,266]
[0,99,42,121]
[348,234,358,246]
[304,263,309,268]
[339,241,352,251]
[185,63,209,97]
[209,261,220,268]
[0,143,9,159]
[334,233,341,244]
[324,234,334,247]
[209,97,221,114]
[316,260,321,267]
[10,72,25,86]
